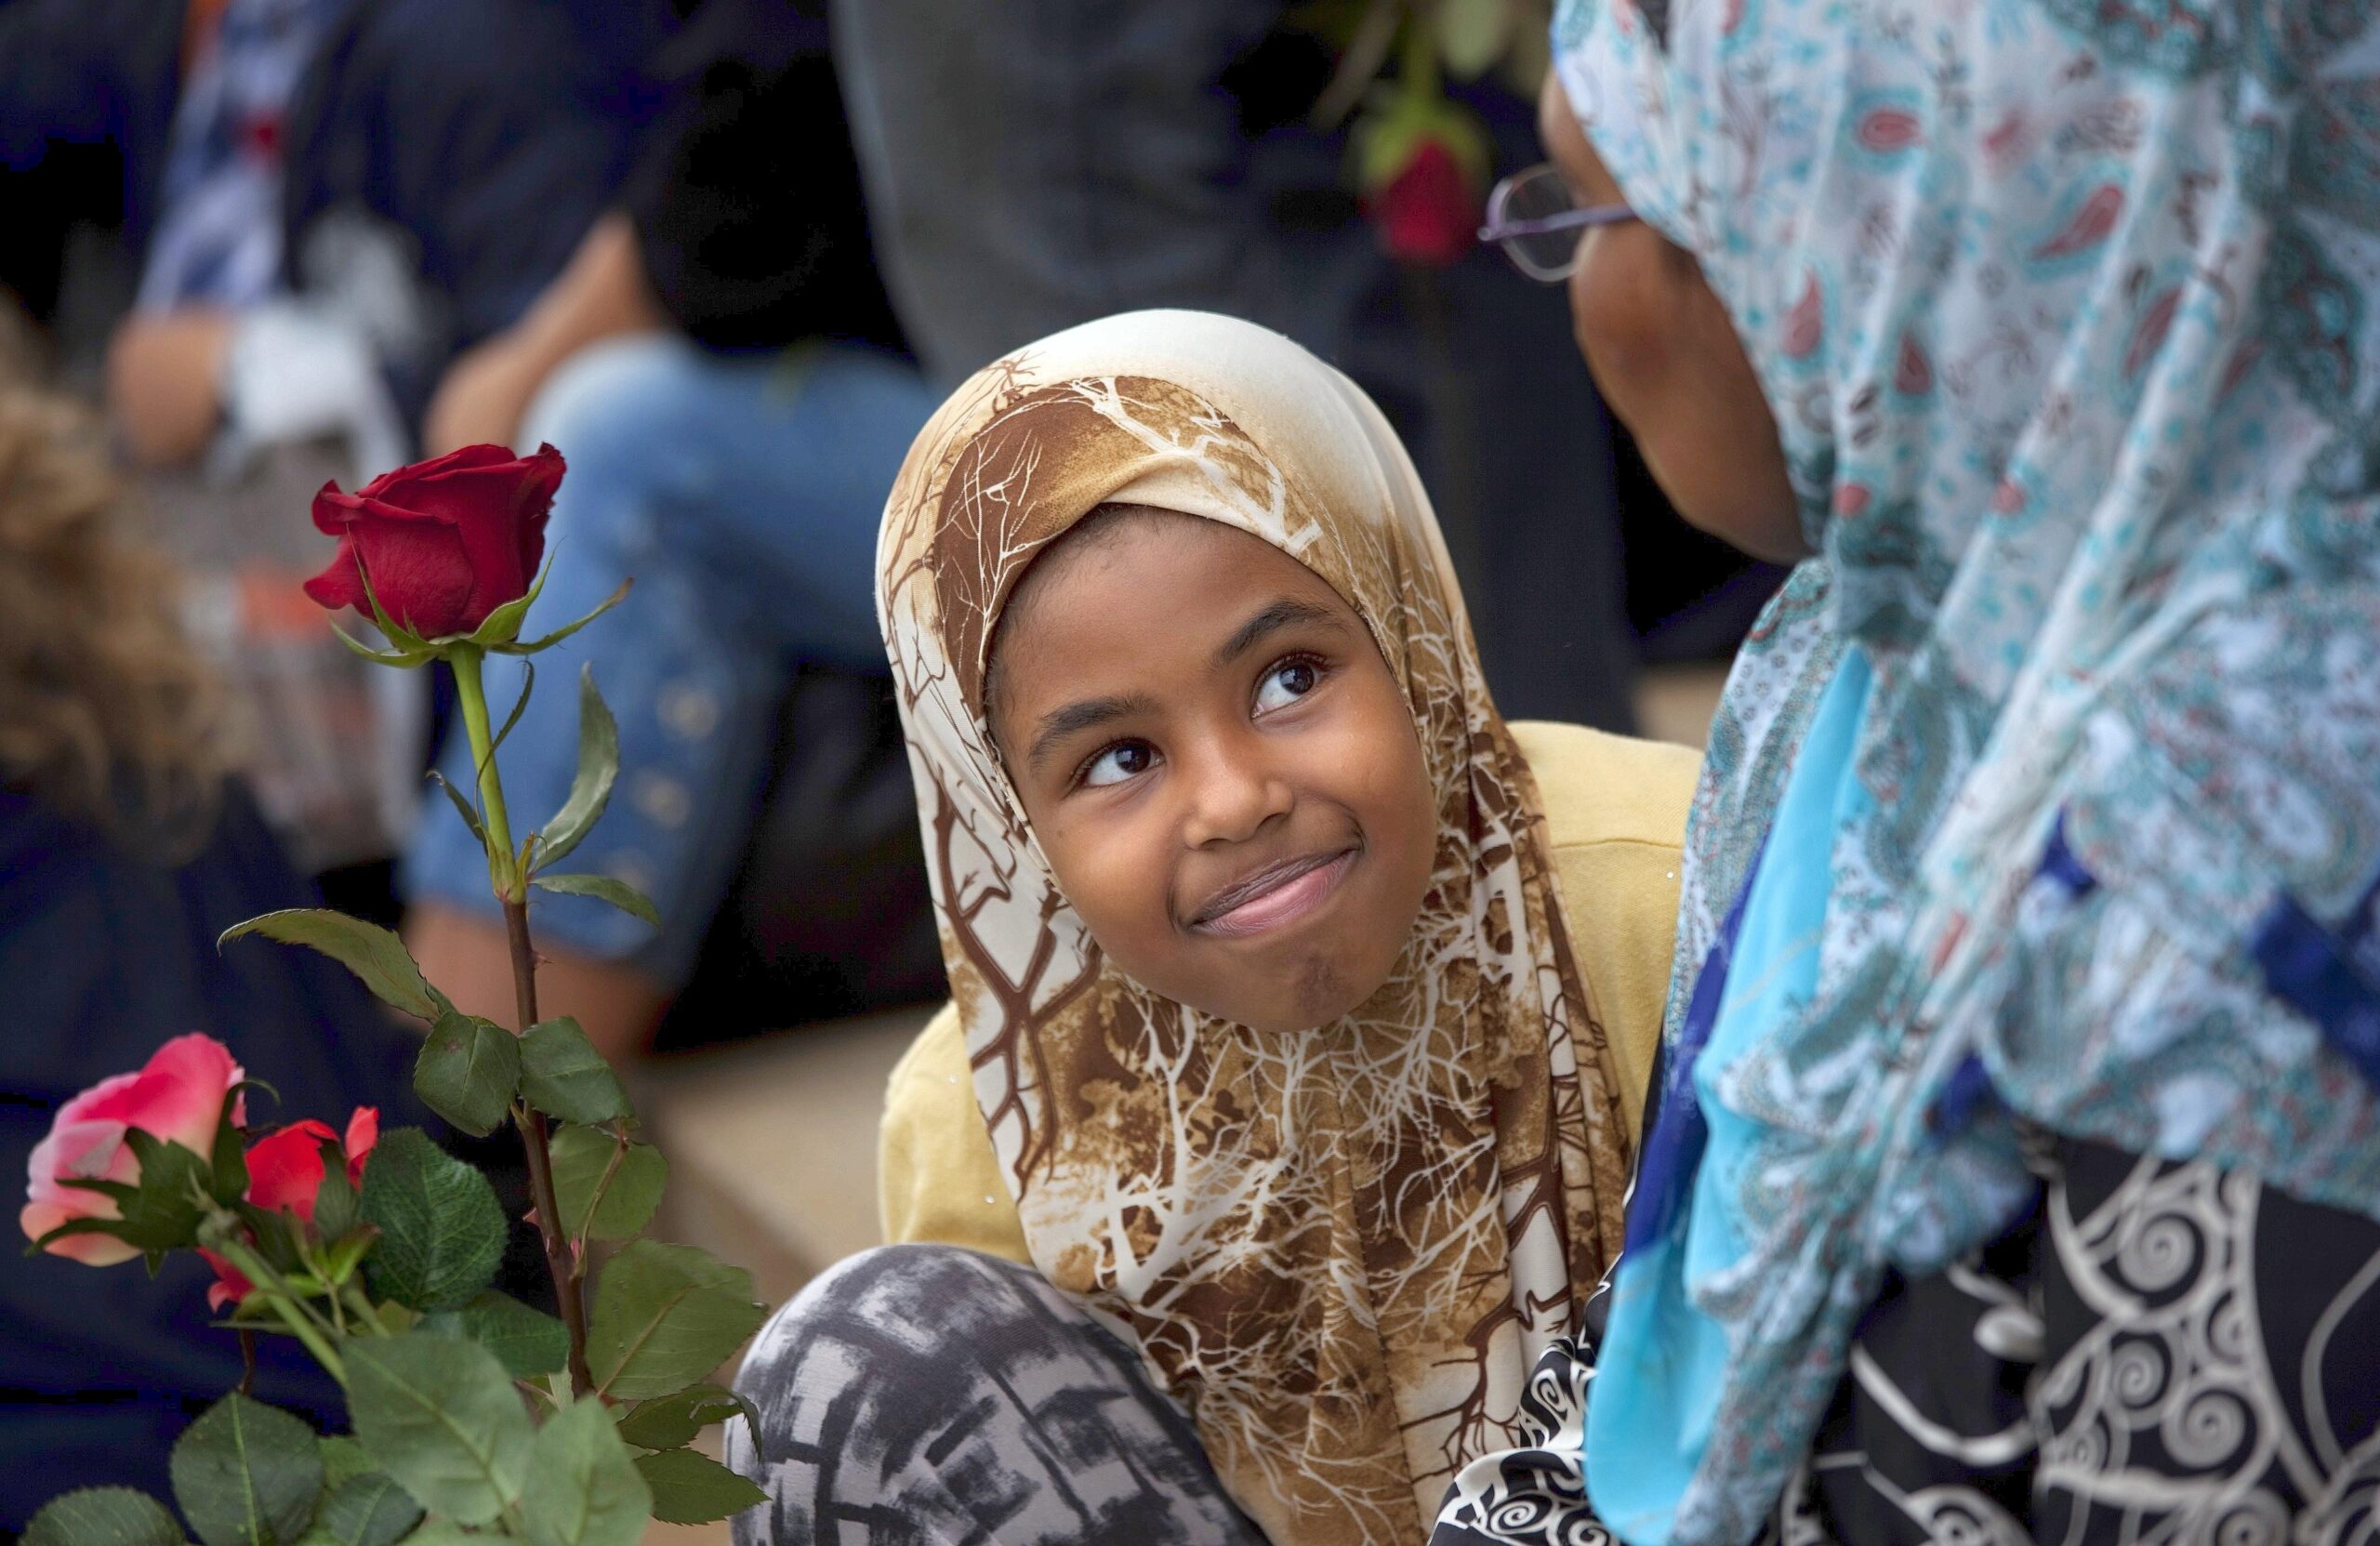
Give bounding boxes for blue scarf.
[1554,0,2380,1537]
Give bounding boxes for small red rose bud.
[1368,138,1485,269]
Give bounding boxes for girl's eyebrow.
[1212,597,1342,668]
[1027,692,1158,773]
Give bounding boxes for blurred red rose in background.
[1369,139,1484,269]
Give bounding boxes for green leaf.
[344,1333,532,1526]
[519,1401,650,1546]
[357,1130,506,1312]
[515,1019,631,1126]
[557,877,665,935]
[23,1487,186,1546]
[43,1132,215,1255]
[211,1093,249,1206]
[418,1290,568,1379]
[218,912,445,1024]
[613,1384,755,1453]
[311,1139,360,1247]
[124,1131,215,1249]
[495,580,629,657]
[316,1440,375,1491]
[549,1127,666,1243]
[168,1394,324,1546]
[422,773,486,850]
[527,872,658,929]
[412,1014,522,1139]
[380,1525,478,1546]
[588,1241,768,1400]
[311,1476,419,1546]
[459,552,553,650]
[1353,91,1492,196]
[530,668,616,871]
[630,1450,764,1526]
[1435,0,1512,78]
[328,623,436,670]
[486,662,536,760]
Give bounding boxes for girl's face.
[987,510,1439,1035]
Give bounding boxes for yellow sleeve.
[1553,837,1687,1143]
[1510,722,1699,1145]
[877,1001,1033,1264]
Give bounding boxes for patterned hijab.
[876,310,1633,1542]
[1556,0,2380,1539]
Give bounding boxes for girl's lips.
[1191,850,1359,939]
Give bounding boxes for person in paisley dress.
[1434,0,2380,1541]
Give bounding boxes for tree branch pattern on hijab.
[875,311,1634,1544]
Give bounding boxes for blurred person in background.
[830,0,1659,732]
[0,384,421,1530]
[402,0,939,1063]
[0,0,663,476]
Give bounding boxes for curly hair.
[0,387,226,847]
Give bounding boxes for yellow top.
[877,720,1702,1264]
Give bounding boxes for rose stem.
[209,1233,347,1385]
[451,644,593,1396]
[506,898,592,1394]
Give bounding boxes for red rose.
[20,1035,245,1267]
[1369,139,1483,269]
[302,443,566,639]
[201,1107,378,1311]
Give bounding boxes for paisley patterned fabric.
[1431,1136,2380,1546]
[873,310,1636,1543]
[1552,0,2380,1538]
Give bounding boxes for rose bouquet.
[20,447,769,1546]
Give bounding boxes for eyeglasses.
[1477,163,1639,283]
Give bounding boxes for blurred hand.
[424,213,665,456]
[106,310,235,467]
[422,334,548,456]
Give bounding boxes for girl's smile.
[985,505,1439,1034]
[1186,847,1360,938]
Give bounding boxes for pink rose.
[20,1035,245,1266]
[202,1107,378,1311]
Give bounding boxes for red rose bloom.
[302,443,565,639]
[202,1107,378,1311]
[1370,139,1482,270]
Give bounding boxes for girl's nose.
[1180,740,1291,849]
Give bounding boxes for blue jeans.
[403,335,934,984]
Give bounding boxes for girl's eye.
[1254,656,1322,715]
[1080,741,1157,788]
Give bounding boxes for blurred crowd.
[0,0,1766,1522]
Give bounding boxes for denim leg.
[402,335,934,985]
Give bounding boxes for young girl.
[729,309,1699,1544]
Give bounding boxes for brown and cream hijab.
[875,310,1632,1543]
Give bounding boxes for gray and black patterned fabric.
[1433,1137,2380,1546]
[728,1245,1266,1546]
